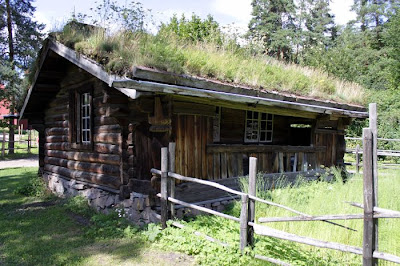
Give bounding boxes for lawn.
[0,167,193,266]
[0,167,398,265]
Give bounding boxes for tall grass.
[50,26,366,105]
[239,169,400,264]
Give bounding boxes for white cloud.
[212,0,252,25]
[330,0,356,25]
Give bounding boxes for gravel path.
[0,155,39,169]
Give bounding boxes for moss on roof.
[51,24,366,106]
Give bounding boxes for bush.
[14,173,47,197]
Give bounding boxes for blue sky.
[34,0,356,33]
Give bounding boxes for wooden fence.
[1,129,38,157]
[151,104,400,265]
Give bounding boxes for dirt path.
[0,155,38,169]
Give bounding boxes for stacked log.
[43,80,125,190]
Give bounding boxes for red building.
[0,84,29,129]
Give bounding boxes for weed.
[14,172,47,197]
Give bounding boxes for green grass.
[0,167,193,266]
[2,167,398,265]
[48,26,366,105]
[0,132,39,160]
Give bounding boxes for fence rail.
[153,147,400,264]
[1,129,37,157]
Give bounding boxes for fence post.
[240,194,249,252]
[1,131,5,157]
[355,144,360,174]
[363,128,376,266]
[161,147,169,229]
[369,103,378,260]
[168,142,176,218]
[248,157,257,246]
[28,129,31,153]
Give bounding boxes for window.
[70,88,93,149]
[245,111,273,143]
[80,93,91,144]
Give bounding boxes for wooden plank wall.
[44,76,124,190]
[174,114,212,179]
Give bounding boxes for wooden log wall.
[43,75,125,190]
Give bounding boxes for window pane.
[254,112,258,119]
[267,132,272,141]
[260,132,266,141]
[261,121,266,130]
[261,113,266,120]
[267,121,272,130]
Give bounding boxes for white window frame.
[244,111,273,143]
[81,92,91,144]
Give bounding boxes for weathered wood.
[369,103,378,263]
[46,150,120,165]
[45,127,68,136]
[46,135,69,143]
[248,157,257,246]
[45,156,120,176]
[128,66,367,115]
[255,255,291,266]
[278,152,284,173]
[355,144,360,173]
[253,224,363,255]
[363,128,375,266]
[93,143,120,154]
[221,152,227,178]
[207,144,326,154]
[164,171,244,196]
[44,164,121,189]
[161,147,168,229]
[169,142,176,217]
[94,125,121,134]
[173,101,216,117]
[44,142,70,151]
[165,195,240,222]
[94,115,119,126]
[259,213,400,223]
[240,194,249,252]
[93,133,122,144]
[373,251,400,264]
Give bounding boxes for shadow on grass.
[0,168,152,266]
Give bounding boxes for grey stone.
[212,201,221,207]
[105,196,115,207]
[122,199,132,208]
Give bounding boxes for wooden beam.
[112,79,368,118]
[207,144,326,154]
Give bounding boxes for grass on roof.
[52,26,366,105]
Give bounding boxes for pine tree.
[0,0,44,153]
[248,0,297,61]
[0,0,44,107]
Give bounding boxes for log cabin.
[20,36,368,219]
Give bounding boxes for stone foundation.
[43,172,159,226]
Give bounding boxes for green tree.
[248,0,297,61]
[0,0,44,109]
[0,0,44,153]
[159,13,222,44]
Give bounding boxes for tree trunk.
[6,0,15,153]
[6,0,14,64]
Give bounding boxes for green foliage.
[14,171,47,197]
[248,0,297,61]
[159,13,223,44]
[0,0,44,111]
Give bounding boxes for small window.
[70,88,93,149]
[245,111,273,143]
[81,93,91,144]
